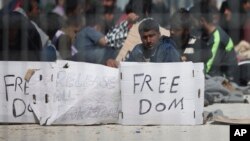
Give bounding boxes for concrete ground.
[0,124,229,141]
[1,98,250,141]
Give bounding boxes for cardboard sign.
[37,61,121,125]
[0,61,55,123]
[119,62,204,125]
[28,68,56,125]
[194,63,205,124]
[0,61,120,125]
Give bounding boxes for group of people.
[0,0,249,86]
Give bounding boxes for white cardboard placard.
[0,61,55,123]
[119,62,204,125]
[48,61,120,125]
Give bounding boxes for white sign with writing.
[194,63,205,124]
[0,61,55,123]
[120,62,204,125]
[41,61,121,125]
[28,68,57,125]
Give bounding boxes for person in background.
[190,3,239,83]
[170,8,211,64]
[220,0,232,37]
[64,0,84,18]
[73,2,140,65]
[72,14,118,65]
[97,0,122,34]
[73,10,135,65]
[50,0,86,60]
[40,11,64,41]
[241,0,250,43]
[12,0,52,51]
[151,0,170,28]
[52,16,82,60]
[190,0,220,38]
[0,12,42,61]
[52,0,65,18]
[122,0,169,28]
[220,0,250,45]
[105,0,140,49]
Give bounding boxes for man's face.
[140,30,160,49]
[102,0,115,7]
[26,0,40,23]
[170,26,189,47]
[224,8,232,21]
[29,0,40,18]
[170,26,184,38]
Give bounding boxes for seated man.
[72,11,138,64]
[170,8,211,64]
[107,18,180,67]
[72,14,119,64]
[126,18,180,62]
[190,4,239,82]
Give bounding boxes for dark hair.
[40,12,64,40]
[0,11,42,60]
[104,6,114,14]
[190,1,218,24]
[138,18,159,34]
[241,0,250,4]
[124,0,152,17]
[65,16,82,27]
[170,8,191,30]
[64,0,83,16]
[55,0,61,5]
[85,14,103,27]
[220,1,230,13]
[240,0,250,12]
[22,0,40,13]
[124,0,137,14]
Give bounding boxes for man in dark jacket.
[126,18,180,62]
[0,12,42,61]
[190,3,239,82]
[170,8,211,64]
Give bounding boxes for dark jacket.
[176,36,212,64]
[205,26,239,82]
[126,36,181,62]
[0,12,42,61]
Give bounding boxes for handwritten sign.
[46,61,120,125]
[0,61,120,125]
[0,61,55,123]
[119,62,204,125]
[28,68,56,125]
[194,63,205,124]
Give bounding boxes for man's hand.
[127,13,139,24]
[106,59,119,68]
